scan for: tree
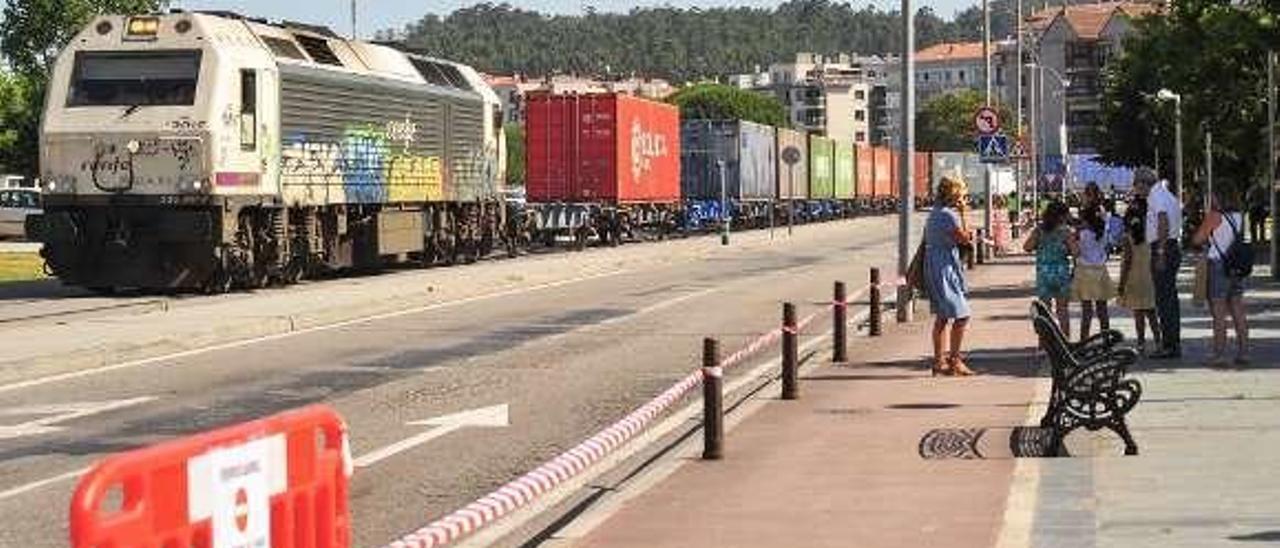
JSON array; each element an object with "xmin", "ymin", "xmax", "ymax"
[
  {"xmin": 504, "ymin": 123, "xmax": 524, "ymax": 187},
  {"xmin": 1096, "ymin": 0, "xmax": 1279, "ymax": 202},
  {"xmin": 666, "ymin": 83, "xmax": 788, "ymax": 127},
  {"xmin": 915, "ymin": 89, "xmax": 1014, "ymax": 152},
  {"xmin": 0, "ymin": 69, "xmax": 38, "ymax": 175},
  {"xmin": 0, "ymin": 0, "xmax": 166, "ymax": 176}
]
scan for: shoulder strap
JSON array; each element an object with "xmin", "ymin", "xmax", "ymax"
[{"xmin": 1210, "ymin": 211, "xmax": 1236, "ymax": 257}]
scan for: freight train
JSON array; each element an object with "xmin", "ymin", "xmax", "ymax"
[{"xmin": 26, "ymin": 10, "xmax": 974, "ymax": 293}]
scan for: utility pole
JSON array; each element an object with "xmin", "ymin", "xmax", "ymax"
[
  {"xmin": 1270, "ymin": 50, "xmax": 1278, "ymax": 279},
  {"xmin": 1029, "ymin": 62, "xmax": 1038, "ymax": 222},
  {"xmin": 898, "ymin": 0, "xmax": 915, "ymax": 323},
  {"xmin": 982, "ymin": 0, "xmax": 994, "ymax": 236},
  {"xmin": 1205, "ymin": 132, "xmax": 1213, "ymax": 213},
  {"xmin": 351, "ymin": 0, "xmax": 358, "ymax": 39},
  {"xmin": 1016, "ymin": 0, "xmax": 1024, "ymax": 210}
]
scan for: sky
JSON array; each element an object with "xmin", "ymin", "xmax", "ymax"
[{"xmin": 172, "ymin": 0, "xmax": 978, "ymax": 40}]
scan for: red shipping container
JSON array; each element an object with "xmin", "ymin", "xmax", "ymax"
[
  {"xmin": 913, "ymin": 152, "xmax": 932, "ymax": 199},
  {"xmin": 525, "ymin": 93, "xmax": 681, "ymax": 204},
  {"xmin": 855, "ymin": 145, "xmax": 873, "ymax": 197},
  {"xmin": 874, "ymin": 147, "xmax": 892, "ymax": 198}
]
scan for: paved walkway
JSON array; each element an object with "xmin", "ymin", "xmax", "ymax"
[{"xmin": 557, "ymin": 252, "xmax": 1280, "ymax": 548}]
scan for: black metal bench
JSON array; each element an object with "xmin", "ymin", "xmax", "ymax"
[
  {"xmin": 1031, "ymin": 312, "xmax": 1142, "ymax": 456},
  {"xmin": 1030, "ymin": 299, "xmax": 1125, "ymax": 363}
]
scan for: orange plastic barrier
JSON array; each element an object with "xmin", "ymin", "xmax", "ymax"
[{"xmin": 70, "ymin": 405, "xmax": 350, "ymax": 548}]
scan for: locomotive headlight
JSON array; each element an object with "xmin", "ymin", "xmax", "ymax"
[
  {"xmin": 126, "ymin": 16, "xmax": 160, "ymax": 38},
  {"xmin": 192, "ymin": 180, "xmax": 203, "ymax": 190}
]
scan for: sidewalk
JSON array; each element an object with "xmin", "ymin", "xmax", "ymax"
[{"xmin": 555, "ymin": 255, "xmax": 1280, "ymax": 548}]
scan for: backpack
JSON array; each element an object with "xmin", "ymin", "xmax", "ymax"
[{"xmin": 1212, "ymin": 213, "xmax": 1254, "ymax": 278}]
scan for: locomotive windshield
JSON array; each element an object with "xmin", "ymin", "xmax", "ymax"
[{"xmin": 66, "ymin": 50, "xmax": 202, "ymax": 107}]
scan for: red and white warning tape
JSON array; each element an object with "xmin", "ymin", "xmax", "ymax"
[{"xmin": 385, "ymin": 286, "xmax": 884, "ymax": 548}]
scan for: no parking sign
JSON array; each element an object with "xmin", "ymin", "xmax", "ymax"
[{"xmin": 208, "ymin": 438, "xmax": 274, "ymax": 548}]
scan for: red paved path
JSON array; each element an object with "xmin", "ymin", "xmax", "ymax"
[{"xmin": 573, "ymin": 257, "xmax": 1046, "ymax": 548}]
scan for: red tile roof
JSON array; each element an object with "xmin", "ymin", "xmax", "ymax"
[
  {"xmin": 916, "ymin": 41, "xmax": 985, "ymax": 63},
  {"xmin": 1027, "ymin": 2, "xmax": 1164, "ymax": 40}
]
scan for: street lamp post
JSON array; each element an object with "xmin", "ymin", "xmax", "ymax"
[
  {"xmin": 1269, "ymin": 50, "xmax": 1278, "ymax": 279},
  {"xmin": 1157, "ymin": 88, "xmax": 1183, "ymax": 206},
  {"xmin": 898, "ymin": 0, "xmax": 915, "ymax": 323},
  {"xmin": 1026, "ymin": 63, "xmax": 1069, "ymax": 193},
  {"xmin": 718, "ymin": 159, "xmax": 729, "ymax": 246}
]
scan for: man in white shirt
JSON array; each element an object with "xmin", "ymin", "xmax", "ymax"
[{"xmin": 1141, "ymin": 170, "xmax": 1184, "ymax": 358}]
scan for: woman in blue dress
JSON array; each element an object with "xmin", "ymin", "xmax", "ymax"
[{"xmin": 925, "ymin": 176, "xmax": 976, "ymax": 376}]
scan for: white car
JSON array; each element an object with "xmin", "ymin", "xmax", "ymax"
[{"xmin": 0, "ymin": 189, "xmax": 41, "ymax": 239}]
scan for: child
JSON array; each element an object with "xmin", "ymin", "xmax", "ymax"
[
  {"xmin": 1072, "ymin": 206, "xmax": 1117, "ymax": 340},
  {"xmin": 1024, "ymin": 200, "xmax": 1075, "ymax": 338},
  {"xmin": 1118, "ymin": 196, "xmax": 1160, "ymax": 354}
]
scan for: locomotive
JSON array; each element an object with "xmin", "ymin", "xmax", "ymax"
[{"xmin": 29, "ymin": 11, "xmax": 506, "ymax": 292}]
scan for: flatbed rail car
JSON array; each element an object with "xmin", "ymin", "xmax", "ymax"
[
  {"xmin": 679, "ymin": 119, "xmax": 776, "ymax": 230},
  {"xmin": 521, "ymin": 92, "xmax": 681, "ymax": 247},
  {"xmin": 27, "ymin": 11, "xmax": 506, "ymax": 292}
]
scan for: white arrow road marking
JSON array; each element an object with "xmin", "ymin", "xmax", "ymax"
[
  {"xmin": 0, "ymin": 396, "xmax": 156, "ymax": 440},
  {"xmin": 353, "ymin": 404, "xmax": 509, "ymax": 469}
]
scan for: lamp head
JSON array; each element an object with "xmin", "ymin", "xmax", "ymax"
[{"xmin": 1156, "ymin": 89, "xmax": 1179, "ymax": 101}]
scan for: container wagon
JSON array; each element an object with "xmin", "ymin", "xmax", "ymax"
[
  {"xmin": 680, "ymin": 120, "xmax": 776, "ymax": 230},
  {"xmin": 523, "ymin": 92, "xmax": 680, "ymax": 247},
  {"xmin": 806, "ymin": 135, "xmax": 835, "ymax": 220},
  {"xmin": 833, "ymin": 141, "xmax": 855, "ymax": 213},
  {"xmin": 28, "ymin": 11, "xmax": 506, "ymax": 292},
  {"xmin": 774, "ymin": 128, "xmax": 808, "ymax": 228}
]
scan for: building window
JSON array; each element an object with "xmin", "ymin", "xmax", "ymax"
[
  {"xmin": 959, "ymin": 70, "xmax": 966, "ymax": 82},
  {"xmin": 945, "ymin": 71, "xmax": 952, "ymax": 82},
  {"xmin": 922, "ymin": 73, "xmax": 930, "ymax": 82},
  {"xmin": 854, "ymin": 90, "xmax": 865, "ymax": 100},
  {"xmin": 855, "ymin": 110, "xmax": 865, "ymax": 121},
  {"xmin": 855, "ymin": 131, "xmax": 866, "ymax": 142}
]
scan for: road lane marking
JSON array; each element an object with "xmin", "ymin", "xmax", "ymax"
[
  {"xmin": 0, "ymin": 467, "xmax": 88, "ymax": 503},
  {"xmin": 0, "ymin": 269, "xmax": 628, "ymax": 396},
  {"xmin": 0, "ymin": 397, "xmax": 157, "ymax": 440},
  {"xmin": 353, "ymin": 404, "xmax": 509, "ymax": 468}
]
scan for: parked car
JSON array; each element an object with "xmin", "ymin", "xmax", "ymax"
[{"xmin": 0, "ymin": 188, "xmax": 40, "ymax": 239}]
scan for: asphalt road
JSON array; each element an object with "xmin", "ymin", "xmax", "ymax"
[{"xmin": 0, "ymin": 216, "xmax": 915, "ymax": 547}]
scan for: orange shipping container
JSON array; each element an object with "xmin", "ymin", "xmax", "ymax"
[
  {"xmin": 874, "ymin": 147, "xmax": 892, "ymax": 198},
  {"xmin": 913, "ymin": 152, "xmax": 932, "ymax": 199},
  {"xmin": 855, "ymin": 145, "xmax": 874, "ymax": 197},
  {"xmin": 525, "ymin": 93, "xmax": 681, "ymax": 203}
]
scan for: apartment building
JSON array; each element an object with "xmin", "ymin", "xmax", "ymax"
[{"xmin": 735, "ymin": 53, "xmax": 898, "ymax": 145}]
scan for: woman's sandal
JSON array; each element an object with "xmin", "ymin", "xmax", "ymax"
[
  {"xmin": 932, "ymin": 358, "xmax": 953, "ymax": 377},
  {"xmin": 949, "ymin": 355, "xmax": 977, "ymax": 376}
]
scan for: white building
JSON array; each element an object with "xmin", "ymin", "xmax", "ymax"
[{"xmin": 734, "ymin": 53, "xmax": 897, "ymax": 145}]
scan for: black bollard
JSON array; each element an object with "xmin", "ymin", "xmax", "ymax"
[
  {"xmin": 702, "ymin": 337, "xmax": 723, "ymax": 460},
  {"xmin": 833, "ymin": 281, "xmax": 847, "ymax": 363},
  {"xmin": 782, "ymin": 303, "xmax": 798, "ymax": 400},
  {"xmin": 869, "ymin": 268, "xmax": 882, "ymax": 337}
]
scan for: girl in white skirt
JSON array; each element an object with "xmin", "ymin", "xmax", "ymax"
[{"xmin": 1071, "ymin": 206, "xmax": 1117, "ymax": 341}]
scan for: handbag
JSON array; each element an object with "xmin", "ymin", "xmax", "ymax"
[
  {"xmin": 907, "ymin": 238, "xmax": 928, "ymax": 297},
  {"xmin": 1192, "ymin": 256, "xmax": 1209, "ymax": 304}
]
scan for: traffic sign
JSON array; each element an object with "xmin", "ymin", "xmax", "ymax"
[
  {"xmin": 974, "ymin": 107, "xmax": 1001, "ymax": 135},
  {"xmin": 1009, "ymin": 138, "xmax": 1029, "ymax": 160},
  {"xmin": 977, "ymin": 134, "xmax": 1010, "ymax": 164},
  {"xmin": 781, "ymin": 146, "xmax": 802, "ymax": 166}
]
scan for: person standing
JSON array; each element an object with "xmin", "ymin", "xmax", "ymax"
[
  {"xmin": 1024, "ymin": 200, "xmax": 1075, "ymax": 339},
  {"xmin": 1249, "ymin": 185, "xmax": 1268, "ymax": 244},
  {"xmin": 1118, "ymin": 195, "xmax": 1160, "ymax": 354},
  {"xmin": 1072, "ymin": 206, "xmax": 1116, "ymax": 340},
  {"xmin": 1192, "ymin": 192, "xmax": 1251, "ymax": 366},
  {"xmin": 924, "ymin": 177, "xmax": 977, "ymax": 377},
  {"xmin": 1141, "ymin": 169, "xmax": 1184, "ymax": 359},
  {"xmin": 1104, "ymin": 199, "xmax": 1126, "ymax": 254}
]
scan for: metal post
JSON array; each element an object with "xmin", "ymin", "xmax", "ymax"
[
  {"xmin": 833, "ymin": 281, "xmax": 847, "ymax": 363},
  {"xmin": 897, "ymin": 0, "xmax": 915, "ymax": 324},
  {"xmin": 1270, "ymin": 50, "xmax": 1279, "ymax": 279},
  {"xmin": 1205, "ymin": 131, "xmax": 1213, "ymax": 213},
  {"xmin": 1174, "ymin": 96, "xmax": 1184, "ymax": 206},
  {"xmin": 982, "ymin": 0, "xmax": 993, "ymax": 237},
  {"xmin": 976, "ymin": 228, "xmax": 987, "ymax": 265},
  {"xmin": 351, "ymin": 0, "xmax": 357, "ymax": 39},
  {"xmin": 1030, "ymin": 65, "xmax": 1039, "ymax": 223},
  {"xmin": 719, "ymin": 160, "xmax": 729, "ymax": 246},
  {"xmin": 782, "ymin": 303, "xmax": 798, "ymax": 400},
  {"xmin": 869, "ymin": 268, "xmax": 882, "ymax": 337},
  {"xmin": 788, "ymin": 164, "xmax": 795, "ymax": 236},
  {"xmin": 701, "ymin": 337, "xmax": 723, "ymax": 460}
]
